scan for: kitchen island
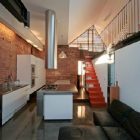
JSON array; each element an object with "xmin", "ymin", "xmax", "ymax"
[{"xmin": 37, "ymin": 84, "xmax": 78, "ymax": 120}]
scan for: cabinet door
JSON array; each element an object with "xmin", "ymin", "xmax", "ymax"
[
  {"xmin": 44, "ymin": 94, "xmax": 73, "ymax": 120},
  {"xmin": 37, "ymin": 58, "xmax": 46, "ymax": 87},
  {"xmin": 2, "ymin": 92, "xmax": 15, "ymax": 119},
  {"xmin": 25, "ymin": 85, "xmax": 31, "ymax": 100},
  {"xmin": 31, "ymin": 55, "xmax": 36, "ymax": 65},
  {"xmin": 35, "ymin": 58, "xmax": 45, "ymax": 89},
  {"xmin": 13, "ymin": 88, "xmax": 27, "ymax": 112},
  {"xmin": 17, "ymin": 55, "xmax": 31, "ymax": 85},
  {"xmin": 2, "ymin": 86, "xmax": 29, "ymax": 125},
  {"xmin": 17, "ymin": 55, "xmax": 46, "ymax": 95}
]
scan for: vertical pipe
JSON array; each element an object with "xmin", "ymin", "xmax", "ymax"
[
  {"xmin": 120, "ymin": 11, "xmax": 123, "ymax": 40},
  {"xmin": 128, "ymin": 2, "xmax": 130, "ymax": 34},
  {"xmin": 88, "ymin": 30, "xmax": 89, "ymax": 51},
  {"xmin": 130, "ymin": 1, "xmax": 133, "ymax": 33},
  {"xmin": 45, "ymin": 9, "xmax": 57, "ymax": 69},
  {"xmin": 118, "ymin": 13, "xmax": 120, "ymax": 41},
  {"xmin": 134, "ymin": 0, "xmax": 138, "ymax": 32},
  {"xmin": 132, "ymin": 0, "xmax": 134, "ymax": 33},
  {"xmin": 137, "ymin": 0, "xmax": 140, "ymax": 31},
  {"xmin": 124, "ymin": 6, "xmax": 127, "ymax": 39},
  {"xmin": 91, "ymin": 29, "xmax": 94, "ymax": 52}
]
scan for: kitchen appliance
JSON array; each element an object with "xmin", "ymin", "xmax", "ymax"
[
  {"xmin": 31, "ymin": 64, "xmax": 35, "ymax": 87},
  {"xmin": 42, "ymin": 84, "xmax": 58, "ymax": 90}
]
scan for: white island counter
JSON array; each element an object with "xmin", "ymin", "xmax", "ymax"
[{"xmin": 37, "ymin": 84, "xmax": 78, "ymax": 120}]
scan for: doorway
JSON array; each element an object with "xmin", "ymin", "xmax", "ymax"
[{"xmin": 107, "ymin": 53, "xmax": 115, "ymax": 104}]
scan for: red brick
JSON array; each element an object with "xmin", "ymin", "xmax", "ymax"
[{"xmin": 0, "ymin": 23, "xmax": 44, "ymax": 84}]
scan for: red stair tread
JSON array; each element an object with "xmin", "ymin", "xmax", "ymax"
[
  {"xmin": 88, "ymin": 89, "xmax": 102, "ymax": 92},
  {"xmin": 86, "ymin": 75, "xmax": 97, "ymax": 78},
  {"xmin": 88, "ymin": 87, "xmax": 102, "ymax": 90},
  {"xmin": 86, "ymin": 68, "xmax": 94, "ymax": 70},
  {"xmin": 86, "ymin": 80, "xmax": 99, "ymax": 83},
  {"xmin": 86, "ymin": 81, "xmax": 100, "ymax": 85},
  {"xmin": 85, "ymin": 69, "xmax": 95, "ymax": 72},
  {"xmin": 89, "ymin": 96, "xmax": 105, "ymax": 102},
  {"xmin": 89, "ymin": 94, "xmax": 104, "ymax": 97},
  {"xmin": 89, "ymin": 94, "xmax": 103, "ymax": 97},
  {"xmin": 86, "ymin": 79, "xmax": 98, "ymax": 81},
  {"xmin": 91, "ymin": 104, "xmax": 107, "ymax": 108},
  {"xmin": 88, "ymin": 87, "xmax": 101, "ymax": 91},
  {"xmin": 89, "ymin": 93, "xmax": 104, "ymax": 96},
  {"xmin": 88, "ymin": 90, "xmax": 101, "ymax": 93},
  {"xmin": 88, "ymin": 91, "xmax": 103, "ymax": 95},
  {"xmin": 86, "ymin": 70, "xmax": 95, "ymax": 72},
  {"xmin": 86, "ymin": 85, "xmax": 101, "ymax": 89},
  {"xmin": 86, "ymin": 79, "xmax": 98, "ymax": 82},
  {"xmin": 86, "ymin": 72, "xmax": 96, "ymax": 74},
  {"xmin": 86, "ymin": 78, "xmax": 98, "ymax": 81},
  {"xmin": 90, "ymin": 101, "xmax": 107, "ymax": 108},
  {"xmin": 86, "ymin": 72, "xmax": 96, "ymax": 75}
]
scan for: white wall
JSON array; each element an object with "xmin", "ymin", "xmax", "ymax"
[
  {"xmin": 93, "ymin": 56, "xmax": 108, "ymax": 102},
  {"xmin": 115, "ymin": 41, "xmax": 140, "ymax": 111},
  {"xmin": 68, "ymin": 0, "xmax": 106, "ymax": 43}
]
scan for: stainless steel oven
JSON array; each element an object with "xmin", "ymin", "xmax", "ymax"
[{"xmin": 31, "ymin": 64, "xmax": 35, "ymax": 87}]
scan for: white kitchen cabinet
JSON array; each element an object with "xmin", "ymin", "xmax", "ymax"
[
  {"xmin": 35, "ymin": 58, "xmax": 46, "ymax": 89},
  {"xmin": 17, "ymin": 55, "xmax": 46, "ymax": 95},
  {"xmin": 2, "ymin": 85, "xmax": 30, "ymax": 125}
]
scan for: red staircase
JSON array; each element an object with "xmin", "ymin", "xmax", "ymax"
[{"xmin": 85, "ymin": 56, "xmax": 106, "ymax": 108}]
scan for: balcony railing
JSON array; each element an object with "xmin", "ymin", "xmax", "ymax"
[
  {"xmin": 69, "ymin": 26, "xmax": 106, "ymax": 52},
  {"xmin": 100, "ymin": 0, "xmax": 140, "ymax": 47}
]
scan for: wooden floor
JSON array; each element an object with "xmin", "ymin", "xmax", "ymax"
[{"xmin": 73, "ymin": 87, "xmax": 89, "ymax": 103}]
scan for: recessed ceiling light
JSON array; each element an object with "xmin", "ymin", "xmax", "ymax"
[
  {"xmin": 38, "ymin": 36, "xmax": 43, "ymax": 41},
  {"xmin": 33, "ymin": 44, "xmax": 38, "ymax": 48},
  {"xmin": 26, "ymin": 39, "xmax": 33, "ymax": 44}
]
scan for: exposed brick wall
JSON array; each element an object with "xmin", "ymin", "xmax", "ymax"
[
  {"xmin": 31, "ymin": 47, "xmax": 45, "ymax": 59},
  {"xmin": 0, "ymin": 23, "xmax": 44, "ymax": 84},
  {"xmin": 0, "ymin": 23, "xmax": 90, "ymax": 86},
  {"xmin": 46, "ymin": 45, "xmax": 88, "ymax": 85}
]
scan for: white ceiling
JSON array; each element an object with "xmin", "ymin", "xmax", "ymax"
[
  {"xmin": 95, "ymin": 0, "xmax": 129, "ymax": 33},
  {"xmin": 21, "ymin": 0, "xmax": 128, "ymax": 45},
  {"xmin": 68, "ymin": 0, "xmax": 106, "ymax": 43}
]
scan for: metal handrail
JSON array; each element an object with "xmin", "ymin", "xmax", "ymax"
[
  {"xmin": 100, "ymin": 0, "xmax": 140, "ymax": 47},
  {"xmin": 69, "ymin": 25, "xmax": 107, "ymax": 52}
]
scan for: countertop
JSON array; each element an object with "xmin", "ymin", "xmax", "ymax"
[
  {"xmin": 0, "ymin": 85, "xmax": 29, "ymax": 95},
  {"xmin": 54, "ymin": 80, "xmax": 70, "ymax": 85},
  {"xmin": 38, "ymin": 84, "xmax": 78, "ymax": 95}
]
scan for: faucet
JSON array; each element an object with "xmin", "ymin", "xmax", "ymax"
[
  {"xmin": 7, "ymin": 73, "xmax": 14, "ymax": 88},
  {"xmin": 15, "ymin": 79, "xmax": 20, "ymax": 86}
]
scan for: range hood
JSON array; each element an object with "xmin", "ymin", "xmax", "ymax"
[{"xmin": 45, "ymin": 9, "xmax": 57, "ymax": 69}]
